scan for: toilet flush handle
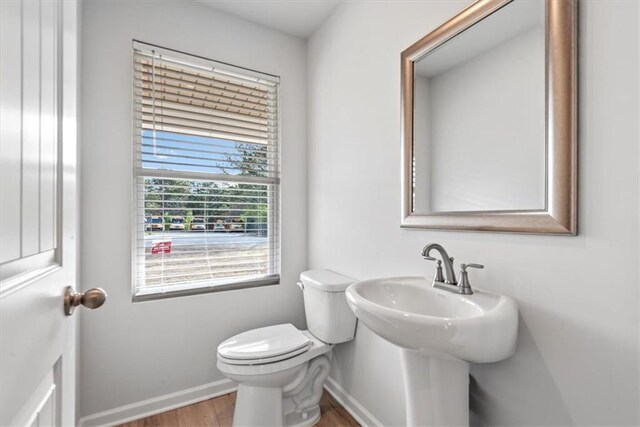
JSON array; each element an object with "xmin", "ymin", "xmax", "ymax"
[{"xmin": 296, "ymin": 281, "xmax": 304, "ymax": 291}]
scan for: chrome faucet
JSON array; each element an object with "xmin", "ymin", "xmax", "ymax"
[
  {"xmin": 421, "ymin": 243, "xmax": 457, "ymax": 284},
  {"xmin": 421, "ymin": 243, "xmax": 484, "ymax": 295}
]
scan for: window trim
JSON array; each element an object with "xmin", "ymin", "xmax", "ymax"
[{"xmin": 130, "ymin": 41, "xmax": 281, "ymax": 302}]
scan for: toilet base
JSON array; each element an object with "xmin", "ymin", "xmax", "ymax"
[
  {"xmin": 229, "ymin": 354, "xmax": 331, "ymax": 427},
  {"xmin": 284, "ymin": 405, "xmax": 321, "ymax": 427},
  {"xmin": 232, "ymin": 386, "xmax": 322, "ymax": 427},
  {"xmin": 234, "ymin": 384, "xmax": 284, "ymax": 426},
  {"xmin": 231, "ymin": 386, "xmax": 323, "ymax": 427}
]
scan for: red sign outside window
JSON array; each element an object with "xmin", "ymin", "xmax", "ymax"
[{"xmin": 151, "ymin": 241, "xmax": 172, "ymax": 255}]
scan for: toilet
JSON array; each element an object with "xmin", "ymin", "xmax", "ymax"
[{"xmin": 217, "ymin": 270, "xmax": 357, "ymax": 427}]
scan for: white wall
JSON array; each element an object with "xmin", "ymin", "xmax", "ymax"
[
  {"xmin": 308, "ymin": 1, "xmax": 639, "ymax": 425},
  {"xmin": 80, "ymin": 0, "xmax": 307, "ymax": 417}
]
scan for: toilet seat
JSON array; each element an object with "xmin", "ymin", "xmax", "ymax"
[
  {"xmin": 217, "ymin": 330, "xmax": 332, "ymax": 377},
  {"xmin": 218, "ymin": 324, "xmax": 311, "ymax": 366},
  {"xmin": 218, "ymin": 344, "xmax": 311, "ymax": 366}
]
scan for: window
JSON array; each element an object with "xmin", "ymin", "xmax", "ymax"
[{"xmin": 132, "ymin": 41, "xmax": 280, "ymax": 301}]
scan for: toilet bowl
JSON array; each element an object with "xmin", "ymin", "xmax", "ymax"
[
  {"xmin": 218, "ymin": 326, "xmax": 333, "ymax": 427},
  {"xmin": 216, "ymin": 270, "xmax": 357, "ymax": 427}
]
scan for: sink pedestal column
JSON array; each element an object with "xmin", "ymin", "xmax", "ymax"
[{"xmin": 400, "ymin": 349, "xmax": 469, "ymax": 427}]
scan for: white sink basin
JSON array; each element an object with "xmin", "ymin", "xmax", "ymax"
[
  {"xmin": 345, "ymin": 277, "xmax": 518, "ymax": 426},
  {"xmin": 345, "ymin": 276, "xmax": 518, "ymax": 363}
]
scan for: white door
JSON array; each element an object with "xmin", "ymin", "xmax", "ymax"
[{"xmin": 0, "ymin": 1, "xmax": 93, "ymax": 425}]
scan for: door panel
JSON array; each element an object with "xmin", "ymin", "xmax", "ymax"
[
  {"xmin": 21, "ymin": 0, "xmax": 43, "ymax": 258},
  {"xmin": 0, "ymin": 0, "xmax": 61, "ymax": 273},
  {"xmin": 13, "ymin": 367, "xmax": 58, "ymax": 427},
  {"xmin": 40, "ymin": 0, "xmax": 59, "ymax": 253},
  {"xmin": 1, "ymin": 270, "xmax": 69, "ymax": 425},
  {"xmin": 31, "ymin": 384, "xmax": 57, "ymax": 427},
  {"xmin": 0, "ymin": 1, "xmax": 79, "ymax": 425},
  {"xmin": 0, "ymin": 0, "xmax": 23, "ymax": 264}
]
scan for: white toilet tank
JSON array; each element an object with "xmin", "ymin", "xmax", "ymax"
[{"xmin": 299, "ymin": 269, "xmax": 357, "ymax": 344}]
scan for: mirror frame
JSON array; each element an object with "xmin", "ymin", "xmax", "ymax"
[{"xmin": 401, "ymin": 0, "xmax": 577, "ymax": 234}]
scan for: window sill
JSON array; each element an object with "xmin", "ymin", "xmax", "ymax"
[{"xmin": 132, "ymin": 274, "xmax": 280, "ymax": 302}]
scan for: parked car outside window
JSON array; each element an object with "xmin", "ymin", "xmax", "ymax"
[
  {"xmin": 148, "ymin": 216, "xmax": 164, "ymax": 231},
  {"xmin": 229, "ymin": 219, "xmax": 245, "ymax": 232},
  {"xmin": 169, "ymin": 216, "xmax": 185, "ymax": 231},
  {"xmin": 191, "ymin": 217, "xmax": 206, "ymax": 231}
]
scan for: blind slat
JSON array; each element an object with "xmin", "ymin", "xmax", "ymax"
[
  {"xmin": 134, "ymin": 53, "xmax": 274, "ymax": 93},
  {"xmin": 137, "ymin": 123, "xmax": 268, "ymax": 145},
  {"xmin": 140, "ymin": 142, "xmax": 278, "ymax": 164},
  {"xmin": 136, "ymin": 168, "xmax": 279, "ymax": 185},
  {"xmin": 138, "ymin": 113, "xmax": 269, "ymax": 139},
  {"xmin": 139, "ymin": 91, "xmax": 271, "ymax": 119},
  {"xmin": 138, "ymin": 80, "xmax": 271, "ymax": 112},
  {"xmin": 138, "ymin": 99, "xmax": 270, "ymax": 128},
  {"xmin": 136, "ymin": 68, "xmax": 271, "ymax": 105},
  {"xmin": 135, "ymin": 131, "xmax": 279, "ymax": 155},
  {"xmin": 136, "ymin": 103, "xmax": 269, "ymax": 132}
]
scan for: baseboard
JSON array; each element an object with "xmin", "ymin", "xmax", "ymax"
[
  {"xmin": 78, "ymin": 378, "xmax": 236, "ymax": 427},
  {"xmin": 324, "ymin": 377, "xmax": 383, "ymax": 427}
]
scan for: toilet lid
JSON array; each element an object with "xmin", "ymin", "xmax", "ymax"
[{"xmin": 217, "ymin": 324, "xmax": 310, "ymax": 361}]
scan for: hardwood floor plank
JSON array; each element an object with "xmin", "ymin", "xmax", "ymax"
[
  {"xmin": 176, "ymin": 399, "xmax": 218, "ymax": 426},
  {"xmin": 210, "ymin": 392, "xmax": 235, "ymax": 426},
  {"xmin": 142, "ymin": 408, "xmax": 179, "ymax": 427},
  {"xmin": 317, "ymin": 392, "xmax": 360, "ymax": 427},
  {"xmin": 116, "ymin": 390, "xmax": 359, "ymax": 427}
]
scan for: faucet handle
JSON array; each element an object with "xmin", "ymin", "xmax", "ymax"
[
  {"xmin": 424, "ymin": 257, "xmax": 445, "ymax": 283},
  {"xmin": 460, "ymin": 263, "xmax": 484, "ymax": 271},
  {"xmin": 458, "ymin": 263, "xmax": 484, "ymax": 295}
]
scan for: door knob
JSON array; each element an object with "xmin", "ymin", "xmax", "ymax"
[{"xmin": 64, "ymin": 286, "xmax": 107, "ymax": 316}]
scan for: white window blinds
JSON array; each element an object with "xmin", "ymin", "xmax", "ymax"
[{"xmin": 132, "ymin": 41, "xmax": 280, "ymax": 300}]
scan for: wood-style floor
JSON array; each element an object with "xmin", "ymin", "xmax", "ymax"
[{"xmin": 118, "ymin": 390, "xmax": 360, "ymax": 427}]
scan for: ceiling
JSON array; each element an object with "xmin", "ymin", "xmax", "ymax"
[{"xmin": 196, "ymin": 1, "xmax": 342, "ymax": 38}]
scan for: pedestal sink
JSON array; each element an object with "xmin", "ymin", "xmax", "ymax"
[{"xmin": 345, "ymin": 277, "xmax": 518, "ymax": 427}]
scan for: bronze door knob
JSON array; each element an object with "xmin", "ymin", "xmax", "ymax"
[{"xmin": 64, "ymin": 286, "xmax": 107, "ymax": 315}]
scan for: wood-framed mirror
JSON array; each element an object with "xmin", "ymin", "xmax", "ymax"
[{"xmin": 401, "ymin": 0, "xmax": 577, "ymax": 234}]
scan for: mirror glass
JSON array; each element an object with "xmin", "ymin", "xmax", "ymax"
[{"xmin": 412, "ymin": 0, "xmax": 546, "ymax": 213}]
